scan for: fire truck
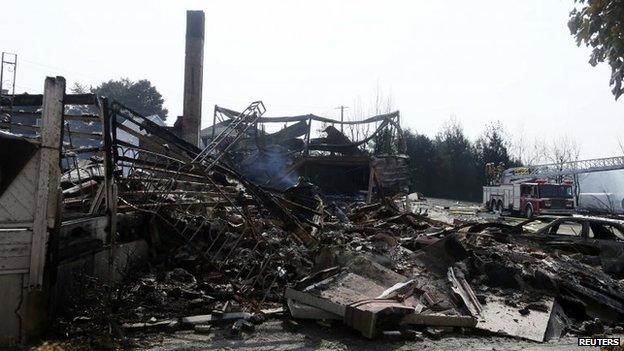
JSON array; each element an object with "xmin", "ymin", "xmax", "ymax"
[{"xmin": 482, "ymin": 156, "xmax": 624, "ymax": 217}]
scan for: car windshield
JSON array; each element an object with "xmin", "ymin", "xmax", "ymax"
[{"xmin": 539, "ymin": 184, "xmax": 573, "ymax": 198}]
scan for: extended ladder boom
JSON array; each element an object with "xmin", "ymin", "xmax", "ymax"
[{"xmin": 502, "ymin": 156, "xmax": 624, "ymax": 184}]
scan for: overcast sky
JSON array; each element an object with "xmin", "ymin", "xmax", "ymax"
[{"xmin": 2, "ymin": 0, "xmax": 622, "ymax": 159}]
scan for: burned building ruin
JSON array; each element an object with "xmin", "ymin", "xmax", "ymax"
[{"xmin": 202, "ymin": 105, "xmax": 409, "ymax": 202}]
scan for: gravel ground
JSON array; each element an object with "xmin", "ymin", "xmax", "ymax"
[{"xmin": 138, "ymin": 319, "xmax": 612, "ymax": 351}]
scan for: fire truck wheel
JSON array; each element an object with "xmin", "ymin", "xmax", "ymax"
[{"xmin": 525, "ymin": 205, "xmax": 534, "ymax": 219}]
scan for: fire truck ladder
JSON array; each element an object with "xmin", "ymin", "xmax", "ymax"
[{"xmin": 503, "ymin": 156, "xmax": 624, "ymax": 184}]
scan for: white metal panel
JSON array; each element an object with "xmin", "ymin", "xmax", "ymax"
[
  {"xmin": 512, "ymin": 184, "xmax": 521, "ymax": 211},
  {"xmin": 482, "ymin": 187, "xmax": 491, "ymax": 205},
  {"xmin": 503, "ymin": 185, "xmax": 513, "ymax": 209}
]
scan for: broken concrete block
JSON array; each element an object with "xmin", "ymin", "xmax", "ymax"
[
  {"xmin": 287, "ymin": 298, "xmax": 341, "ymax": 320},
  {"xmin": 475, "ymin": 295, "xmax": 555, "ymax": 342},
  {"xmin": 344, "ymin": 300, "xmax": 415, "ymax": 339},
  {"xmin": 286, "ymin": 257, "xmax": 419, "ymax": 338},
  {"xmin": 285, "ymin": 288, "xmax": 344, "ymax": 317}
]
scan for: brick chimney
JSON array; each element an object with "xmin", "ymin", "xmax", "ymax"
[{"xmin": 180, "ymin": 10, "xmax": 205, "ymax": 146}]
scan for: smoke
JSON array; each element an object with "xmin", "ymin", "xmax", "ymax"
[{"xmin": 237, "ymin": 145, "xmax": 298, "ymax": 190}]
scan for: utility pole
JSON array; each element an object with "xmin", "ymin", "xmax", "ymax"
[
  {"xmin": 0, "ymin": 52, "xmax": 17, "ymax": 96},
  {"xmin": 335, "ymin": 105, "xmax": 348, "ymax": 133},
  {"xmin": 1, "ymin": 52, "xmax": 18, "ymax": 131}
]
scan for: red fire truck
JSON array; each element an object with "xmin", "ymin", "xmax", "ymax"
[
  {"xmin": 482, "ymin": 156, "xmax": 624, "ymax": 217},
  {"xmin": 483, "ymin": 178, "xmax": 574, "ymax": 217}
]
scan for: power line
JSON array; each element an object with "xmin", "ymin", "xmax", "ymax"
[
  {"xmin": 14, "ymin": 84, "xmax": 40, "ymax": 93},
  {"xmin": 19, "ymin": 57, "xmax": 109, "ymax": 82}
]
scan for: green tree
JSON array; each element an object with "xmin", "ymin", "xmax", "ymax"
[
  {"xmin": 70, "ymin": 82, "xmax": 89, "ymax": 94},
  {"xmin": 433, "ymin": 120, "xmax": 480, "ymax": 201},
  {"xmin": 86, "ymin": 78, "xmax": 168, "ymax": 119},
  {"xmin": 475, "ymin": 122, "xmax": 511, "ymax": 165},
  {"xmin": 403, "ymin": 130, "xmax": 435, "ymax": 193},
  {"xmin": 401, "ymin": 121, "xmax": 517, "ymax": 201},
  {"xmin": 569, "ymin": 1, "xmax": 624, "ymax": 99},
  {"xmin": 475, "ymin": 122, "xmax": 519, "ymax": 166},
  {"xmin": 474, "ymin": 122, "xmax": 520, "ymax": 187}
]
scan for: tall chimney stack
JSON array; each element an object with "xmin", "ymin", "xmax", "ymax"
[{"xmin": 181, "ymin": 10, "xmax": 205, "ymax": 146}]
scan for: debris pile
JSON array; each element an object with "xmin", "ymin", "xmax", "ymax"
[
  {"xmin": 94, "ymin": 190, "xmax": 624, "ymax": 344},
  {"xmin": 280, "ymin": 220, "xmax": 624, "ymax": 342},
  {"xmin": 108, "ymin": 196, "xmax": 450, "ymax": 336},
  {"xmin": 17, "ymin": 98, "xmax": 621, "ymax": 345}
]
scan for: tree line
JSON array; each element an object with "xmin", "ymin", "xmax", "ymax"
[
  {"xmin": 402, "ymin": 121, "xmax": 520, "ymax": 202},
  {"xmin": 72, "ymin": 79, "xmax": 168, "ymax": 119}
]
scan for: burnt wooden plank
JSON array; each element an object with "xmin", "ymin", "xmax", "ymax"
[
  {"xmin": 0, "ymin": 231, "xmax": 33, "ymax": 245},
  {"xmin": 0, "ymin": 256, "xmax": 30, "ymax": 271},
  {"xmin": 29, "ymin": 77, "xmax": 64, "ymax": 288}
]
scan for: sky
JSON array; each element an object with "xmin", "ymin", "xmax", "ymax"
[{"xmin": 1, "ymin": 0, "xmax": 622, "ymax": 160}]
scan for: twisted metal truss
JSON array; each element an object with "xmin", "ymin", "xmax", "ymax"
[{"xmin": 106, "ymin": 100, "xmax": 306, "ymax": 300}]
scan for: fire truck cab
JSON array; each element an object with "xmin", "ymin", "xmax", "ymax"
[{"xmin": 518, "ymin": 181, "xmax": 574, "ymax": 217}]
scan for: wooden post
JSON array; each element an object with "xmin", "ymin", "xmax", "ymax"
[
  {"xmin": 29, "ymin": 77, "xmax": 64, "ymax": 288},
  {"xmin": 366, "ymin": 162, "xmax": 375, "ymax": 204},
  {"xmin": 100, "ymin": 97, "xmax": 118, "ymax": 283}
]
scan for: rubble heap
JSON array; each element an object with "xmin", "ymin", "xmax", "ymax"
[
  {"xmin": 60, "ymin": 192, "xmax": 624, "ymax": 345},
  {"xmin": 13, "ymin": 98, "xmax": 619, "ymax": 345}
]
